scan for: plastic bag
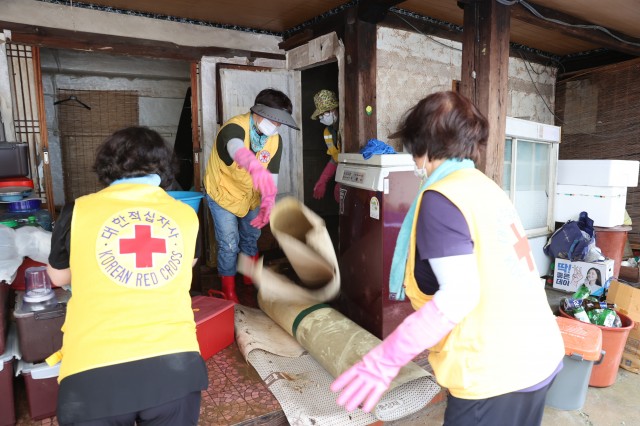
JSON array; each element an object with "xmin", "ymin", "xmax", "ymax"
[
  {"xmin": 544, "ymin": 221, "xmax": 594, "ymax": 261},
  {"xmin": 544, "ymin": 211, "xmax": 599, "ymax": 261},
  {"xmin": 15, "ymin": 226, "xmax": 52, "ymax": 264},
  {"xmin": 0, "ymin": 224, "xmax": 23, "ymax": 283}
]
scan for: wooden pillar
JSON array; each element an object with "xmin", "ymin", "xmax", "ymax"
[
  {"xmin": 343, "ymin": 7, "xmax": 378, "ymax": 152},
  {"xmin": 459, "ymin": 0, "xmax": 510, "ymax": 185}
]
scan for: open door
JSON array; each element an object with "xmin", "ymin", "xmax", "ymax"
[
  {"xmin": 217, "ymin": 67, "xmax": 302, "ymax": 201},
  {"xmin": 198, "ymin": 57, "xmax": 301, "ymax": 267}
]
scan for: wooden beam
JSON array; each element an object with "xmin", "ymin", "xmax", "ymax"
[
  {"xmin": 278, "ymin": 29, "xmax": 314, "ymax": 51},
  {"xmin": 280, "ymin": 1, "xmax": 404, "ymax": 53},
  {"xmin": 190, "ymin": 62, "xmax": 202, "ymax": 192},
  {"xmin": 558, "ymin": 49, "xmax": 636, "ymax": 79},
  {"xmin": 460, "ymin": 0, "xmax": 510, "ymax": 185},
  {"xmin": 280, "ymin": 9, "xmax": 348, "ymax": 52},
  {"xmin": 1, "ymin": 22, "xmax": 285, "ymax": 61},
  {"xmin": 343, "ymin": 7, "xmax": 378, "ymax": 152},
  {"xmin": 511, "ymin": 3, "xmax": 640, "ymax": 57},
  {"xmin": 32, "ymin": 46, "xmax": 56, "ymax": 218},
  {"xmin": 358, "ymin": 0, "xmax": 405, "ymax": 24}
]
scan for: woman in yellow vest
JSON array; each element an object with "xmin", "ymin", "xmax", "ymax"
[
  {"xmin": 311, "ymin": 89, "xmax": 341, "ymax": 202},
  {"xmin": 47, "ymin": 127, "xmax": 207, "ymax": 425},
  {"xmin": 203, "ymin": 89, "xmax": 298, "ymax": 303},
  {"xmin": 331, "ymin": 92, "xmax": 565, "ymax": 425}
]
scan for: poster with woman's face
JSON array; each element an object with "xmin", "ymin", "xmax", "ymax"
[{"xmin": 552, "ymin": 258, "xmax": 614, "ymax": 296}]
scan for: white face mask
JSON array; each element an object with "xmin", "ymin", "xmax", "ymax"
[
  {"xmin": 257, "ymin": 118, "xmax": 279, "ymax": 137},
  {"xmin": 319, "ymin": 111, "xmax": 335, "ymax": 126},
  {"xmin": 414, "ymin": 156, "xmax": 428, "ymax": 181}
]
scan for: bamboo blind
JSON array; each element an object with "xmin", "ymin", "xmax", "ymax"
[
  {"xmin": 57, "ymin": 89, "xmax": 138, "ymax": 202},
  {"xmin": 555, "ymin": 58, "xmax": 640, "ymax": 247}
]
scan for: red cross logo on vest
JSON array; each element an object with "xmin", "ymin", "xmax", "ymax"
[
  {"xmin": 258, "ymin": 150, "xmax": 271, "ymax": 163},
  {"xmin": 119, "ymin": 224, "xmax": 167, "ymax": 268},
  {"xmin": 511, "ymin": 223, "xmax": 534, "ymax": 272}
]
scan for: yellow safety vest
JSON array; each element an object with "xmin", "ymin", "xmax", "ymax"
[
  {"xmin": 57, "ymin": 184, "xmax": 200, "ymax": 382},
  {"xmin": 404, "ymin": 168, "xmax": 564, "ymax": 399},
  {"xmin": 323, "ymin": 126, "xmax": 340, "ymax": 163},
  {"xmin": 204, "ymin": 112, "xmax": 280, "ymax": 216}
]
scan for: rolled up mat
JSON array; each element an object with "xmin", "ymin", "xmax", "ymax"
[
  {"xmin": 239, "ymin": 196, "xmax": 340, "ymax": 304},
  {"xmin": 238, "ymin": 197, "xmax": 440, "ymax": 421}
]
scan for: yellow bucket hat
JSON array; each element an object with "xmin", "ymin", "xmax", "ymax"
[{"xmin": 311, "ymin": 90, "xmax": 339, "ymax": 120}]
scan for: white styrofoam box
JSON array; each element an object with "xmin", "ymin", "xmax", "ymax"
[
  {"xmin": 557, "ymin": 160, "xmax": 639, "ymax": 187},
  {"xmin": 553, "ymin": 258, "xmax": 614, "ymax": 295},
  {"xmin": 554, "ymin": 184, "xmax": 627, "ymax": 227}
]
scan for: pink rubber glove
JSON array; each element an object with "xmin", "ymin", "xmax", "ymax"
[
  {"xmin": 234, "ymin": 147, "xmax": 276, "ymax": 195},
  {"xmin": 313, "ymin": 161, "xmax": 338, "ymax": 199},
  {"xmin": 234, "ymin": 148, "xmax": 277, "ymax": 228},
  {"xmin": 330, "ymin": 301, "xmax": 456, "ymax": 412},
  {"xmin": 250, "ymin": 192, "xmax": 275, "ymax": 229}
]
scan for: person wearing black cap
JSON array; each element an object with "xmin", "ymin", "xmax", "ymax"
[{"xmin": 203, "ymin": 88, "xmax": 298, "ymax": 303}]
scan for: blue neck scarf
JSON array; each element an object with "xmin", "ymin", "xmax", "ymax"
[
  {"xmin": 389, "ymin": 158, "xmax": 475, "ymax": 301},
  {"xmin": 249, "ymin": 114, "xmax": 268, "ymax": 153},
  {"xmin": 110, "ymin": 174, "xmax": 161, "ymax": 187}
]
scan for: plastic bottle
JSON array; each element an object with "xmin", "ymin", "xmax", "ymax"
[
  {"xmin": 571, "ymin": 284, "xmax": 591, "ymax": 300},
  {"xmin": 591, "ymin": 309, "xmax": 617, "ymax": 327},
  {"xmin": 572, "ymin": 306, "xmax": 591, "ymax": 323},
  {"xmin": 564, "ymin": 298, "xmax": 616, "ymax": 312}
]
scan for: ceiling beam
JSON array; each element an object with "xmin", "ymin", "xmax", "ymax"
[
  {"xmin": 358, "ymin": 0, "xmax": 405, "ymax": 24},
  {"xmin": 511, "ymin": 3, "xmax": 640, "ymax": 57},
  {"xmin": 1, "ymin": 22, "xmax": 285, "ymax": 61},
  {"xmin": 280, "ymin": 8, "xmax": 348, "ymax": 51},
  {"xmin": 558, "ymin": 49, "xmax": 635, "ymax": 78}
]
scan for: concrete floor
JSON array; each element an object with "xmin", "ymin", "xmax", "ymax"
[
  {"xmin": 389, "ymin": 286, "xmax": 640, "ymax": 426},
  {"xmin": 389, "ymin": 367, "xmax": 639, "ymax": 425}
]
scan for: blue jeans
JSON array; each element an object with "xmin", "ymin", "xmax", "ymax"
[{"xmin": 206, "ymin": 195, "xmax": 260, "ymax": 276}]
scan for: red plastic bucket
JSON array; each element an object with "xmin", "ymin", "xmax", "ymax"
[
  {"xmin": 595, "ymin": 225, "xmax": 631, "ymax": 278},
  {"xmin": 559, "ymin": 307, "xmax": 634, "ymax": 387}
]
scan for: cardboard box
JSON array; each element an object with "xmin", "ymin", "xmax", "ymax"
[
  {"xmin": 557, "ymin": 160, "xmax": 639, "ymax": 188},
  {"xmin": 192, "ymin": 296, "xmax": 235, "ymax": 360},
  {"xmin": 553, "ymin": 258, "xmax": 614, "ymax": 294},
  {"xmin": 554, "ymin": 184, "xmax": 627, "ymax": 227},
  {"xmin": 607, "ymin": 279, "xmax": 640, "ymax": 373}
]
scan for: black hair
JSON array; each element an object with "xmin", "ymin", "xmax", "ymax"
[
  {"xmin": 93, "ymin": 126, "xmax": 178, "ymax": 189},
  {"xmin": 586, "ymin": 267, "xmax": 602, "ymax": 286},
  {"xmin": 255, "ymin": 88, "xmax": 293, "ymax": 114}
]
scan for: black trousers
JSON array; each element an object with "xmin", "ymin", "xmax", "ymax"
[
  {"xmin": 444, "ymin": 381, "xmax": 553, "ymax": 426},
  {"xmin": 61, "ymin": 391, "xmax": 202, "ymax": 426}
]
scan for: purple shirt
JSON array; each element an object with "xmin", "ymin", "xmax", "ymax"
[{"xmin": 414, "ymin": 190, "xmax": 474, "ymax": 295}]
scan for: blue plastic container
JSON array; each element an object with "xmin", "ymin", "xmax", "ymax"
[{"xmin": 167, "ymin": 191, "xmax": 203, "ymax": 213}]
